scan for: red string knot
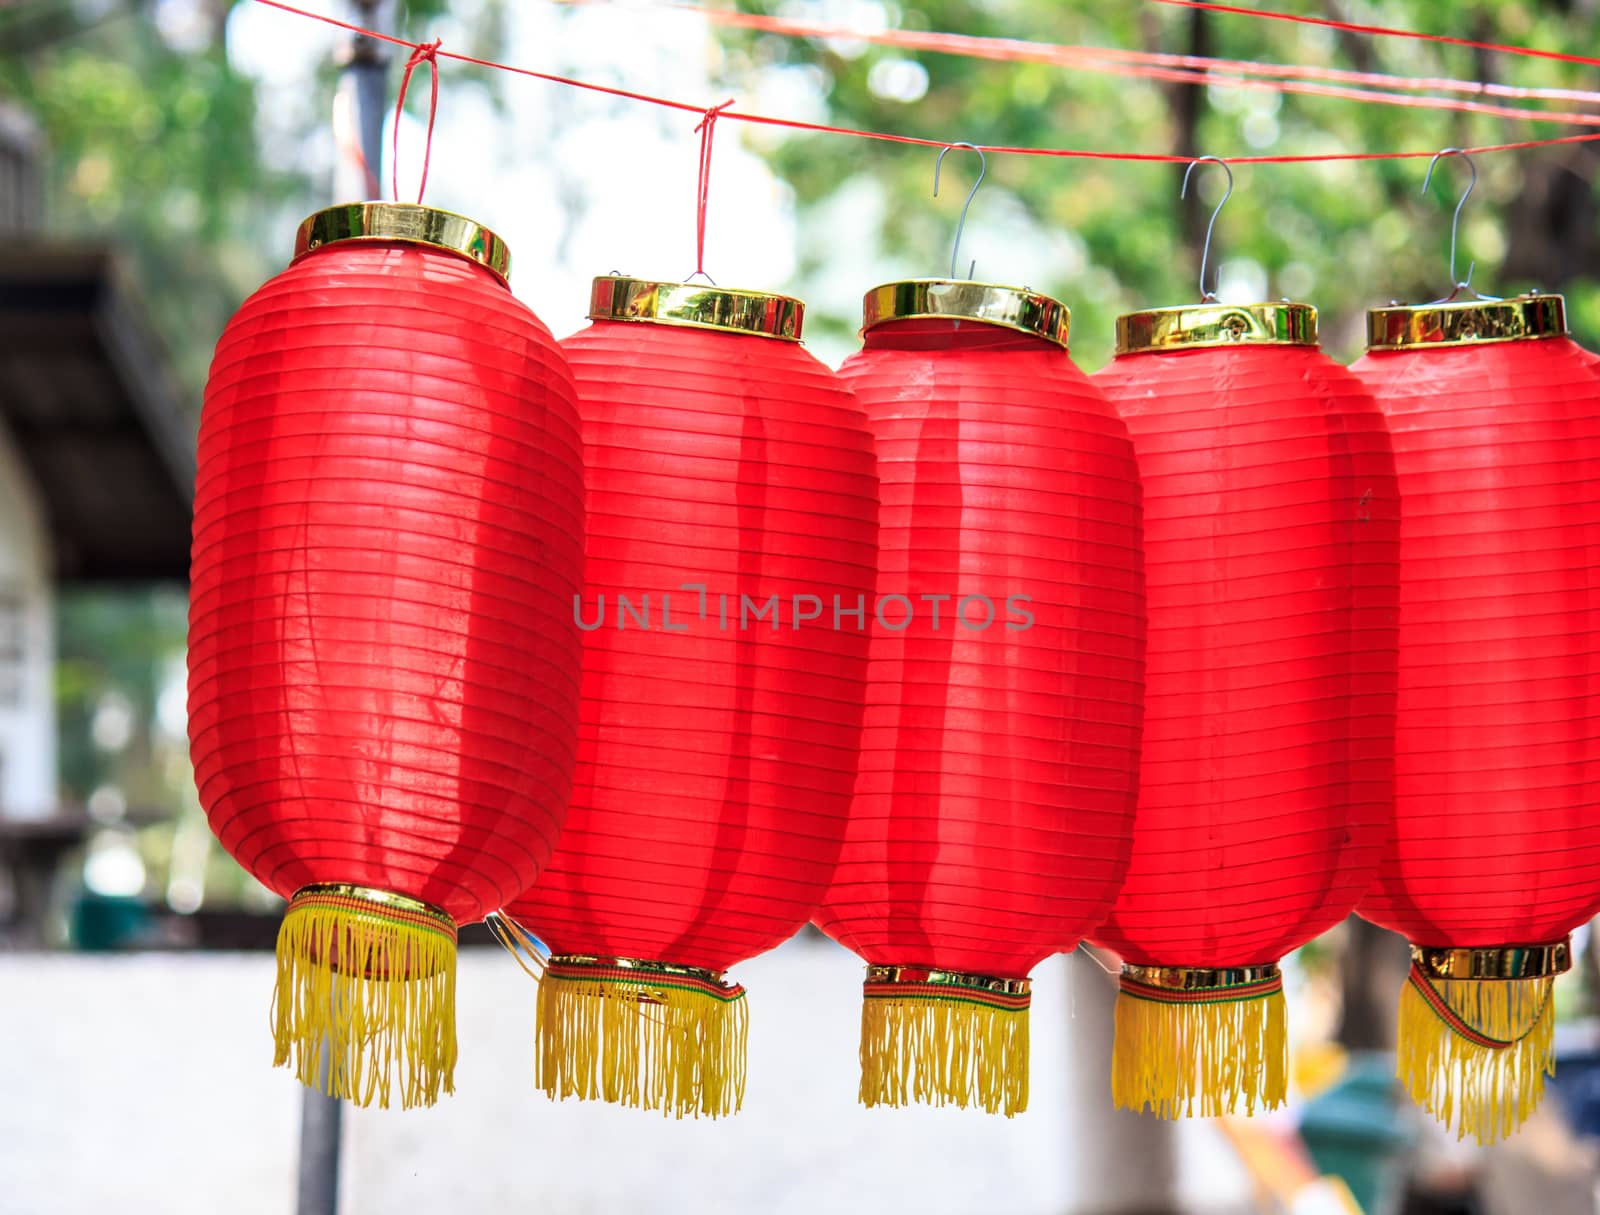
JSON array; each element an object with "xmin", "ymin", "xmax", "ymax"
[
  {"xmin": 695, "ymin": 99, "xmax": 736, "ymax": 134},
  {"xmin": 406, "ymin": 37, "xmax": 443, "ymax": 72}
]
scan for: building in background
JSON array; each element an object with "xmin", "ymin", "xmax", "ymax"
[
  {"xmin": 0, "ymin": 101, "xmax": 52, "ymax": 822},
  {"xmin": 0, "ymin": 101, "xmax": 192, "ymax": 942}
]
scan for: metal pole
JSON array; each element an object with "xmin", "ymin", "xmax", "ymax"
[
  {"xmin": 295, "ymin": 1052, "xmax": 343, "ymax": 1215},
  {"xmin": 332, "ymin": 0, "xmax": 389, "ymax": 202},
  {"xmin": 1059, "ymin": 950, "xmax": 1180, "ymax": 1213},
  {"xmin": 296, "ymin": 9, "xmax": 389, "ymax": 1215}
]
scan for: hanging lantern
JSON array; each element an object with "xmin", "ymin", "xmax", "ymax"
[
  {"xmin": 506, "ymin": 277, "xmax": 878, "ymax": 1119},
  {"xmin": 188, "ymin": 203, "xmax": 585, "ymax": 1109},
  {"xmin": 1353, "ymin": 292, "xmax": 1600, "ymax": 1143},
  {"xmin": 812, "ymin": 280, "xmax": 1145, "ymax": 1117},
  {"xmin": 1089, "ymin": 300, "xmax": 1400, "ymax": 1119}
]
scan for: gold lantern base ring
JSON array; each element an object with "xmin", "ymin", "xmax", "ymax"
[
  {"xmin": 1400, "ymin": 938, "xmax": 1571, "ymax": 1145},
  {"xmin": 1112, "ymin": 961, "xmax": 1287, "ymax": 1120},
  {"xmin": 533, "ymin": 953, "xmax": 749, "ymax": 1119},
  {"xmin": 859, "ymin": 964, "xmax": 1033, "ymax": 1117},
  {"xmin": 1411, "ymin": 940, "xmax": 1572, "ymax": 984},
  {"xmin": 272, "ymin": 883, "xmax": 459, "ymax": 1111}
]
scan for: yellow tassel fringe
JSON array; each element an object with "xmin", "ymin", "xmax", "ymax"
[
  {"xmin": 1113, "ymin": 986, "xmax": 1287, "ymax": 1119},
  {"xmin": 535, "ymin": 969, "xmax": 749, "ymax": 1119},
  {"xmin": 859, "ymin": 995, "xmax": 1029, "ymax": 1116},
  {"xmin": 1398, "ymin": 975, "xmax": 1554, "ymax": 1145},
  {"xmin": 270, "ymin": 888, "xmax": 458, "ymax": 1110}
]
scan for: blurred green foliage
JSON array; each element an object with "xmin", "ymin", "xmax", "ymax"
[
  {"xmin": 0, "ymin": 0, "xmax": 470, "ymax": 397},
  {"xmin": 2, "ymin": 5, "xmax": 281, "ymax": 395},
  {"xmin": 714, "ymin": 0, "xmax": 1600, "ymax": 370},
  {"xmin": 55, "ymin": 591, "xmax": 186, "ymax": 811}
]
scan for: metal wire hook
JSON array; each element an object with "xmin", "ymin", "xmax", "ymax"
[
  {"xmin": 1421, "ymin": 147, "xmax": 1479, "ymax": 302},
  {"xmin": 1182, "ymin": 155, "xmax": 1233, "ymax": 303},
  {"xmin": 934, "ymin": 142, "xmax": 985, "ymax": 280}
]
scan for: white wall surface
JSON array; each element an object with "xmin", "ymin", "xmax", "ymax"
[
  {"xmin": 0, "ymin": 937, "xmax": 1256, "ymax": 1215},
  {"xmin": 0, "ymin": 416, "xmax": 55, "ymax": 819}
]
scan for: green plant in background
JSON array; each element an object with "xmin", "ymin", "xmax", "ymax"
[
  {"xmin": 0, "ymin": 0, "xmax": 488, "ymax": 400},
  {"xmin": 2, "ymin": 1, "xmax": 293, "ymax": 398},
  {"xmin": 712, "ymin": 0, "xmax": 1600, "ymax": 371},
  {"xmin": 55, "ymin": 590, "xmax": 186, "ymax": 813}
]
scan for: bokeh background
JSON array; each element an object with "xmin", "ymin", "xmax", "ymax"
[{"xmin": 4, "ymin": 2, "xmax": 1600, "ymax": 1212}]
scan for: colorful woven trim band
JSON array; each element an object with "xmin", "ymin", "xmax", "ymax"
[
  {"xmin": 545, "ymin": 955, "xmax": 746, "ymax": 1004},
  {"xmin": 1406, "ymin": 964, "xmax": 1520, "ymax": 1050},
  {"xmin": 1119, "ymin": 963, "xmax": 1282, "ymax": 1006},
  {"xmin": 863, "ymin": 964, "xmax": 1031, "ymax": 1012},
  {"xmin": 288, "ymin": 883, "xmax": 456, "ymax": 943}
]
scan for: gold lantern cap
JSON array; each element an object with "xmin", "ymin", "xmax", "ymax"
[
  {"xmin": 1113, "ymin": 159, "xmax": 1314, "ymax": 356},
  {"xmin": 1365, "ymin": 291, "xmax": 1567, "ymax": 351},
  {"xmin": 860, "ymin": 279, "xmax": 1071, "ymax": 349},
  {"xmin": 1114, "ymin": 301, "xmax": 1318, "ymax": 355},
  {"xmin": 293, "ymin": 202, "xmax": 511, "ymax": 284},
  {"xmin": 587, "ymin": 276, "xmax": 804, "ymax": 341}
]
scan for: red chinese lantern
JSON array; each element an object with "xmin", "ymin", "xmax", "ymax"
[
  {"xmin": 188, "ymin": 203, "xmax": 585, "ymax": 1108},
  {"xmin": 811, "ymin": 281, "xmax": 1144, "ymax": 1117},
  {"xmin": 1090, "ymin": 302, "xmax": 1400, "ymax": 1118},
  {"xmin": 506, "ymin": 277, "xmax": 877, "ymax": 1118},
  {"xmin": 1353, "ymin": 293, "xmax": 1600, "ymax": 1143}
]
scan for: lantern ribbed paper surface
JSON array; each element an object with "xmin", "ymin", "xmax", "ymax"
[
  {"xmin": 1354, "ymin": 295, "xmax": 1600, "ymax": 1144},
  {"xmin": 508, "ymin": 278, "xmax": 877, "ymax": 1119},
  {"xmin": 188, "ymin": 204, "xmax": 585, "ymax": 1109},
  {"xmin": 1090, "ymin": 307, "xmax": 1399, "ymax": 1119},
  {"xmin": 813, "ymin": 287, "xmax": 1144, "ymax": 1118}
]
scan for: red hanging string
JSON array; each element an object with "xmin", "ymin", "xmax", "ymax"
[
  {"xmin": 598, "ymin": 1, "xmax": 1600, "ymax": 113},
  {"xmin": 1147, "ymin": 0, "xmax": 1600, "ymax": 71},
  {"xmin": 680, "ymin": 2, "xmax": 1600, "ymax": 128},
  {"xmin": 693, "ymin": 100, "xmax": 735, "ymax": 281},
  {"xmin": 251, "ymin": 0, "xmax": 705, "ymax": 115},
  {"xmin": 249, "ymin": 0, "xmax": 1600, "ymax": 167},
  {"xmin": 391, "ymin": 37, "xmax": 443, "ymax": 204}
]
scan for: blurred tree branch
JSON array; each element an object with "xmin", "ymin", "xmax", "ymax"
[
  {"xmin": 1168, "ymin": 6, "xmax": 1209, "ymax": 256},
  {"xmin": 0, "ymin": 0, "xmax": 138, "ymax": 54}
]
